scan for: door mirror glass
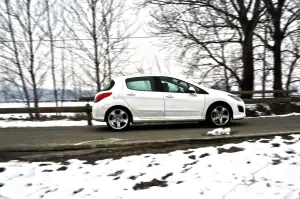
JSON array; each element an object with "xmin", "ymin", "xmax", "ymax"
[{"xmin": 188, "ymin": 87, "xmax": 196, "ymax": 93}]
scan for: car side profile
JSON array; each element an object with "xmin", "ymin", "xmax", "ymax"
[{"xmin": 92, "ymin": 75, "xmax": 246, "ymax": 131}]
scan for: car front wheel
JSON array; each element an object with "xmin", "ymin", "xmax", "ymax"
[
  {"xmin": 207, "ymin": 104, "xmax": 231, "ymax": 127},
  {"xmin": 106, "ymin": 108, "xmax": 131, "ymax": 131}
]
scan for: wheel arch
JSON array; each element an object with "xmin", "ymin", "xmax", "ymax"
[
  {"xmin": 104, "ymin": 105, "xmax": 133, "ymax": 122},
  {"xmin": 205, "ymin": 101, "xmax": 233, "ymax": 120}
]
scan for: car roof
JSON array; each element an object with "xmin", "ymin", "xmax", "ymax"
[{"xmin": 114, "ymin": 74, "xmax": 183, "ymax": 80}]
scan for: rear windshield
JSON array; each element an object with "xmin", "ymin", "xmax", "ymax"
[{"xmin": 102, "ymin": 80, "xmax": 115, "ymax": 91}]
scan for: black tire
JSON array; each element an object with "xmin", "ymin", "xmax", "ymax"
[
  {"xmin": 105, "ymin": 107, "xmax": 131, "ymax": 131},
  {"xmin": 206, "ymin": 104, "xmax": 232, "ymax": 127}
]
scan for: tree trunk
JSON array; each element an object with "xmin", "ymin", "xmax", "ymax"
[
  {"xmin": 27, "ymin": 0, "xmax": 39, "ymax": 119},
  {"xmin": 71, "ymin": 50, "xmax": 78, "ymax": 99},
  {"xmin": 262, "ymin": 26, "xmax": 267, "ymax": 98},
  {"xmin": 5, "ymin": 0, "xmax": 33, "ymax": 119},
  {"xmin": 241, "ymin": 29, "xmax": 254, "ymax": 99},
  {"xmin": 91, "ymin": 1, "xmax": 101, "ymax": 91},
  {"xmin": 224, "ymin": 67, "xmax": 230, "ymax": 92},
  {"xmin": 61, "ymin": 37, "xmax": 66, "ymax": 106},
  {"xmin": 273, "ymin": 26, "xmax": 283, "ymax": 96},
  {"xmin": 46, "ymin": 0, "xmax": 58, "ymax": 108}
]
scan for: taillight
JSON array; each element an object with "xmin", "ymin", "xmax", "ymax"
[{"xmin": 94, "ymin": 92, "xmax": 112, "ymax": 103}]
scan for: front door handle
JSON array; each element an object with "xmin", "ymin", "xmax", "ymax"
[
  {"xmin": 127, "ymin": 93, "xmax": 136, "ymax": 96},
  {"xmin": 165, "ymin": 95, "xmax": 174, "ymax": 98}
]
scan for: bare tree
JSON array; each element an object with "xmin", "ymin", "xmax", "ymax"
[
  {"xmin": 253, "ymin": 23, "xmax": 273, "ymax": 97},
  {"xmin": 257, "ymin": 0, "xmax": 300, "ymax": 95},
  {"xmin": 63, "ymin": 0, "xmax": 134, "ymax": 92},
  {"xmin": 284, "ymin": 29, "xmax": 300, "ymax": 92},
  {"xmin": 0, "ymin": 0, "xmax": 34, "ymax": 118},
  {"xmin": 143, "ymin": 0, "xmax": 265, "ymax": 98},
  {"xmin": 14, "ymin": 0, "xmax": 48, "ymax": 118},
  {"xmin": 0, "ymin": 0, "xmax": 49, "ymax": 118}
]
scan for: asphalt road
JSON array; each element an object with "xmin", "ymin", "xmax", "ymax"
[{"xmin": 0, "ymin": 115, "xmax": 300, "ymax": 149}]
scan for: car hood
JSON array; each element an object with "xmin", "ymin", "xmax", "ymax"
[{"xmin": 203, "ymin": 87, "xmax": 231, "ymax": 96}]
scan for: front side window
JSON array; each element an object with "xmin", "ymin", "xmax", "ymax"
[
  {"xmin": 159, "ymin": 76, "xmax": 205, "ymax": 94},
  {"xmin": 160, "ymin": 77, "xmax": 189, "ymax": 93},
  {"xmin": 126, "ymin": 77, "xmax": 153, "ymax": 91}
]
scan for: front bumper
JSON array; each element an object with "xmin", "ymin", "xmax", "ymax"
[{"xmin": 232, "ymin": 102, "xmax": 246, "ymax": 120}]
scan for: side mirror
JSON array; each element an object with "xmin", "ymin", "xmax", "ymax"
[{"xmin": 188, "ymin": 87, "xmax": 196, "ymax": 94}]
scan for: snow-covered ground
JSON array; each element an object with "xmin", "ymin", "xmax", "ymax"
[
  {"xmin": 0, "ymin": 102, "xmax": 93, "ymax": 120},
  {"xmin": 0, "ymin": 119, "xmax": 106, "ymax": 128},
  {"xmin": 0, "ymin": 102, "xmax": 93, "ymax": 108},
  {"xmin": 1, "ymin": 135, "xmax": 300, "ymax": 199}
]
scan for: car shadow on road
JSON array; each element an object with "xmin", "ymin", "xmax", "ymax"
[{"xmin": 93, "ymin": 121, "xmax": 247, "ymax": 132}]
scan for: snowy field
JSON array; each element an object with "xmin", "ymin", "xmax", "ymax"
[
  {"xmin": 0, "ymin": 102, "xmax": 93, "ymax": 107},
  {"xmin": 0, "ymin": 120, "xmax": 106, "ymax": 128},
  {"xmin": 1, "ymin": 134, "xmax": 300, "ymax": 199},
  {"xmin": 0, "ymin": 102, "xmax": 93, "ymax": 120}
]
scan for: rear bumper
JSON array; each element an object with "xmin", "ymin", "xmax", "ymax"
[
  {"xmin": 92, "ymin": 103, "xmax": 108, "ymax": 122},
  {"xmin": 93, "ymin": 117, "xmax": 105, "ymax": 122}
]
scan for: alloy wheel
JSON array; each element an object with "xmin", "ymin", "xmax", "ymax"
[
  {"xmin": 210, "ymin": 106, "xmax": 230, "ymax": 126},
  {"xmin": 107, "ymin": 109, "xmax": 129, "ymax": 130}
]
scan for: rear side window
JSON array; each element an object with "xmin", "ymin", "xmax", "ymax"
[
  {"xmin": 102, "ymin": 80, "xmax": 115, "ymax": 91},
  {"xmin": 126, "ymin": 77, "xmax": 153, "ymax": 91}
]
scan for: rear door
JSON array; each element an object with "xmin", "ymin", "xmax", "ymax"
[
  {"xmin": 122, "ymin": 76, "xmax": 165, "ymax": 119},
  {"xmin": 157, "ymin": 76, "xmax": 206, "ymax": 119}
]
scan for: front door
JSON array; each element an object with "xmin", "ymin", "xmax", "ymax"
[
  {"xmin": 157, "ymin": 76, "xmax": 206, "ymax": 119},
  {"xmin": 122, "ymin": 76, "xmax": 164, "ymax": 119}
]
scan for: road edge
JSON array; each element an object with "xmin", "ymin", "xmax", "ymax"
[{"xmin": 1, "ymin": 130, "xmax": 300, "ymax": 152}]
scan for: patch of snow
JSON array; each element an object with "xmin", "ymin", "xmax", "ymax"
[
  {"xmin": 246, "ymin": 112, "xmax": 300, "ymax": 119},
  {"xmin": 1, "ymin": 135, "xmax": 300, "ymax": 198},
  {"xmin": 246, "ymin": 104, "xmax": 257, "ymax": 111},
  {"xmin": 256, "ymin": 111, "xmax": 264, "ymax": 116},
  {"xmin": 292, "ymin": 102, "xmax": 300, "ymax": 106},
  {"xmin": 260, "ymin": 103, "xmax": 271, "ymax": 111},
  {"xmin": 206, "ymin": 128, "xmax": 231, "ymax": 136},
  {"xmin": 0, "ymin": 120, "xmax": 106, "ymax": 128}
]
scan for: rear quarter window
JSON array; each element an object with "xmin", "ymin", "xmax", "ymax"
[{"xmin": 102, "ymin": 80, "xmax": 115, "ymax": 91}]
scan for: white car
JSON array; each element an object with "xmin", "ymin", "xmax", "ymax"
[{"xmin": 92, "ymin": 75, "xmax": 246, "ymax": 131}]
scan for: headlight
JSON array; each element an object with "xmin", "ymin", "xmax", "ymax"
[{"xmin": 228, "ymin": 94, "xmax": 242, "ymax": 101}]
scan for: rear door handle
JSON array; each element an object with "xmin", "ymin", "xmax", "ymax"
[
  {"xmin": 165, "ymin": 95, "xmax": 174, "ymax": 98},
  {"xmin": 127, "ymin": 93, "xmax": 136, "ymax": 96}
]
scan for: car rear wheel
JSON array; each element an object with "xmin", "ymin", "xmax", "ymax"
[
  {"xmin": 106, "ymin": 108, "xmax": 130, "ymax": 131},
  {"xmin": 207, "ymin": 105, "xmax": 231, "ymax": 127}
]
